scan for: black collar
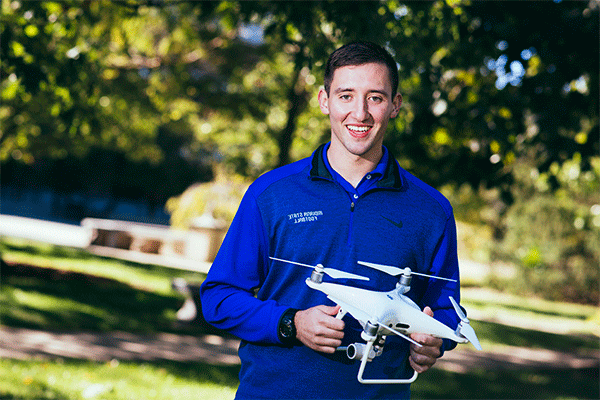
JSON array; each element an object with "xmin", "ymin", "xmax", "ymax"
[{"xmin": 309, "ymin": 143, "xmax": 404, "ymax": 190}]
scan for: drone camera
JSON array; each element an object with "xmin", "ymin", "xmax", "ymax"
[{"xmin": 347, "ymin": 343, "xmax": 376, "ymax": 361}]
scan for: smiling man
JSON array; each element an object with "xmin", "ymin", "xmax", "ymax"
[
  {"xmin": 201, "ymin": 41, "xmax": 462, "ymax": 399},
  {"xmin": 319, "ymin": 60, "xmax": 402, "ymax": 187}
]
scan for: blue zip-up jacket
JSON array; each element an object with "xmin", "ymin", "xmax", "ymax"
[{"xmin": 200, "ymin": 144, "xmax": 461, "ymax": 399}]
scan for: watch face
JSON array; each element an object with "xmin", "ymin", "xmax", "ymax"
[{"xmin": 281, "ymin": 317, "xmax": 294, "ymax": 338}]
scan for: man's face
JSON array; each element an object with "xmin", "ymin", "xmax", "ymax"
[{"xmin": 319, "ymin": 62, "xmax": 402, "ymax": 163}]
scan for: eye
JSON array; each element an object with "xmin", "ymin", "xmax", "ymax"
[
  {"xmin": 369, "ymin": 95, "xmax": 384, "ymax": 103},
  {"xmin": 339, "ymin": 94, "xmax": 352, "ymax": 101}
]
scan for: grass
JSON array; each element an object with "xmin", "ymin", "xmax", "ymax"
[
  {"xmin": 1, "ymin": 238, "xmax": 203, "ymax": 294},
  {"xmin": 412, "ymin": 366, "xmax": 599, "ymax": 400},
  {"xmin": 1, "ymin": 237, "xmax": 598, "ymax": 399},
  {"xmin": 0, "ymin": 358, "xmax": 239, "ymax": 400}
]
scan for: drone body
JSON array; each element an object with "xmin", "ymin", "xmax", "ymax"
[
  {"xmin": 270, "ymin": 256, "xmax": 482, "ymax": 384},
  {"xmin": 305, "ymin": 279, "xmax": 470, "ymax": 345}
]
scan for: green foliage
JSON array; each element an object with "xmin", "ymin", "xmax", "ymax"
[
  {"xmin": 496, "ymin": 199, "xmax": 599, "ymax": 305},
  {"xmin": 165, "ymin": 173, "xmax": 250, "ymax": 228},
  {"xmin": 3, "ymin": 0, "xmax": 597, "ymax": 187},
  {"xmin": 2, "ymin": 0, "xmax": 598, "ymax": 305},
  {"xmin": 2, "ymin": 1, "xmax": 159, "ymax": 162},
  {"xmin": 449, "ymin": 156, "xmax": 600, "ymax": 304},
  {"xmin": 385, "ymin": 0, "xmax": 598, "ymax": 202}
]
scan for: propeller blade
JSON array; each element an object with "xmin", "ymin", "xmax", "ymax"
[
  {"xmin": 449, "ymin": 296, "xmax": 481, "ymax": 350},
  {"xmin": 358, "ymin": 261, "xmax": 403, "ymax": 276},
  {"xmin": 376, "ymin": 322, "xmax": 422, "ymax": 347},
  {"xmin": 459, "ymin": 322, "xmax": 482, "ymax": 351},
  {"xmin": 449, "ymin": 296, "xmax": 468, "ymax": 321},
  {"xmin": 270, "ymin": 257, "xmax": 369, "ymax": 281},
  {"xmin": 322, "ymin": 268, "xmax": 369, "ymax": 281},
  {"xmin": 270, "ymin": 257, "xmax": 314, "ymax": 269},
  {"xmin": 410, "ymin": 271, "xmax": 457, "ymax": 282},
  {"xmin": 358, "ymin": 261, "xmax": 457, "ymax": 282}
]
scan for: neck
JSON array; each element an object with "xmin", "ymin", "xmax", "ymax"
[{"xmin": 327, "ymin": 145, "xmax": 382, "ymax": 188}]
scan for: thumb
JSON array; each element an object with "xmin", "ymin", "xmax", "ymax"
[
  {"xmin": 423, "ymin": 306, "xmax": 434, "ymax": 317},
  {"xmin": 319, "ymin": 304, "xmax": 341, "ymax": 316}
]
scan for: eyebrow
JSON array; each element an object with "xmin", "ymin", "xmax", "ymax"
[{"xmin": 333, "ymin": 87, "xmax": 389, "ymax": 97}]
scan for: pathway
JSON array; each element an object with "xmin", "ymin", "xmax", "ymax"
[{"xmin": 1, "ymin": 326, "xmax": 597, "ymax": 372}]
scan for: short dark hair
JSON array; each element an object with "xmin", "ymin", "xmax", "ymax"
[{"xmin": 324, "ymin": 41, "xmax": 399, "ymax": 98}]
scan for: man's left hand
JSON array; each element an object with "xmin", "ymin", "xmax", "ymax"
[{"xmin": 408, "ymin": 306, "xmax": 443, "ymax": 373}]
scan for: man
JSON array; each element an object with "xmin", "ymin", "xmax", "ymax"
[{"xmin": 201, "ymin": 41, "xmax": 461, "ymax": 399}]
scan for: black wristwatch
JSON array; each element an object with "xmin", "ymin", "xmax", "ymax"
[{"xmin": 278, "ymin": 308, "xmax": 299, "ymax": 346}]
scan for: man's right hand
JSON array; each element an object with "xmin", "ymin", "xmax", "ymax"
[{"xmin": 294, "ymin": 305, "xmax": 345, "ymax": 353}]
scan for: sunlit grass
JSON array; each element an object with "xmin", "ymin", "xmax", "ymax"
[
  {"xmin": 462, "ymin": 287, "xmax": 599, "ymax": 320},
  {"xmin": 0, "ymin": 358, "xmax": 238, "ymax": 400},
  {"xmin": 462, "ymin": 287, "xmax": 600, "ymax": 341}
]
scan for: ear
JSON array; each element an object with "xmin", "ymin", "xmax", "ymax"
[
  {"xmin": 391, "ymin": 93, "xmax": 402, "ymax": 118},
  {"xmin": 318, "ymin": 88, "xmax": 330, "ymax": 115}
]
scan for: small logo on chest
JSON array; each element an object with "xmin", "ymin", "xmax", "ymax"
[
  {"xmin": 382, "ymin": 215, "xmax": 403, "ymax": 229},
  {"xmin": 288, "ymin": 210, "xmax": 323, "ymax": 224}
]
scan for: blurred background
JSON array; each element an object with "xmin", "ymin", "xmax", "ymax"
[{"xmin": 1, "ymin": 0, "xmax": 598, "ymax": 399}]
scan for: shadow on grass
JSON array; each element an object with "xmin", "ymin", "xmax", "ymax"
[
  {"xmin": 413, "ymin": 365, "xmax": 599, "ymax": 399},
  {"xmin": 470, "ymin": 319, "xmax": 598, "ymax": 352},
  {"xmin": 1, "ymin": 261, "xmax": 222, "ymax": 337}
]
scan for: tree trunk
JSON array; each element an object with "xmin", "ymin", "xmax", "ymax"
[{"xmin": 277, "ymin": 61, "xmax": 309, "ymax": 168}]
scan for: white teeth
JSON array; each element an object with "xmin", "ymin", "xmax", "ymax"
[{"xmin": 347, "ymin": 125, "xmax": 370, "ymax": 132}]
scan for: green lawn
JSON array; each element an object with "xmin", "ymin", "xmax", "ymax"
[
  {"xmin": 0, "ymin": 358, "xmax": 239, "ymax": 400},
  {"xmin": 1, "ymin": 238, "xmax": 598, "ymax": 399}
]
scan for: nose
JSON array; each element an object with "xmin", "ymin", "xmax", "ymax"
[{"xmin": 352, "ymin": 98, "xmax": 369, "ymax": 121}]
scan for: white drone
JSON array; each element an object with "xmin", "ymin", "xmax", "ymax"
[{"xmin": 270, "ymin": 257, "xmax": 482, "ymax": 384}]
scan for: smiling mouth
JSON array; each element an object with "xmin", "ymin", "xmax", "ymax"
[{"xmin": 346, "ymin": 125, "xmax": 372, "ymax": 138}]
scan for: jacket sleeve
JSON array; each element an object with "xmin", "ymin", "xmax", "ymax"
[
  {"xmin": 200, "ymin": 189, "xmax": 287, "ymax": 344},
  {"xmin": 421, "ymin": 214, "xmax": 462, "ymax": 354}
]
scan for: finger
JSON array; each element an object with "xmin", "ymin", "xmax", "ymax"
[
  {"xmin": 410, "ymin": 343, "xmax": 441, "ymax": 359},
  {"xmin": 409, "ymin": 353, "xmax": 436, "ymax": 373},
  {"xmin": 314, "ymin": 344, "xmax": 341, "ymax": 354},
  {"xmin": 410, "ymin": 333, "xmax": 443, "ymax": 347},
  {"xmin": 322, "ymin": 318, "xmax": 345, "ymax": 333},
  {"xmin": 423, "ymin": 306, "xmax": 434, "ymax": 317},
  {"xmin": 316, "ymin": 305, "xmax": 345, "ymax": 331},
  {"xmin": 310, "ymin": 323, "xmax": 345, "ymax": 340},
  {"xmin": 409, "ymin": 343, "xmax": 439, "ymax": 372},
  {"xmin": 312, "ymin": 336, "xmax": 343, "ymax": 349},
  {"xmin": 319, "ymin": 304, "xmax": 342, "ymax": 316},
  {"xmin": 300, "ymin": 329, "xmax": 343, "ymax": 353}
]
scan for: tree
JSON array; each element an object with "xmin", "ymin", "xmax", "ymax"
[{"xmin": 1, "ymin": 0, "xmax": 233, "ymax": 208}]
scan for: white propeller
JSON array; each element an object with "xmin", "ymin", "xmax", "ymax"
[
  {"xmin": 449, "ymin": 296, "xmax": 482, "ymax": 350},
  {"xmin": 270, "ymin": 257, "xmax": 370, "ymax": 281},
  {"xmin": 357, "ymin": 261, "xmax": 457, "ymax": 282}
]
